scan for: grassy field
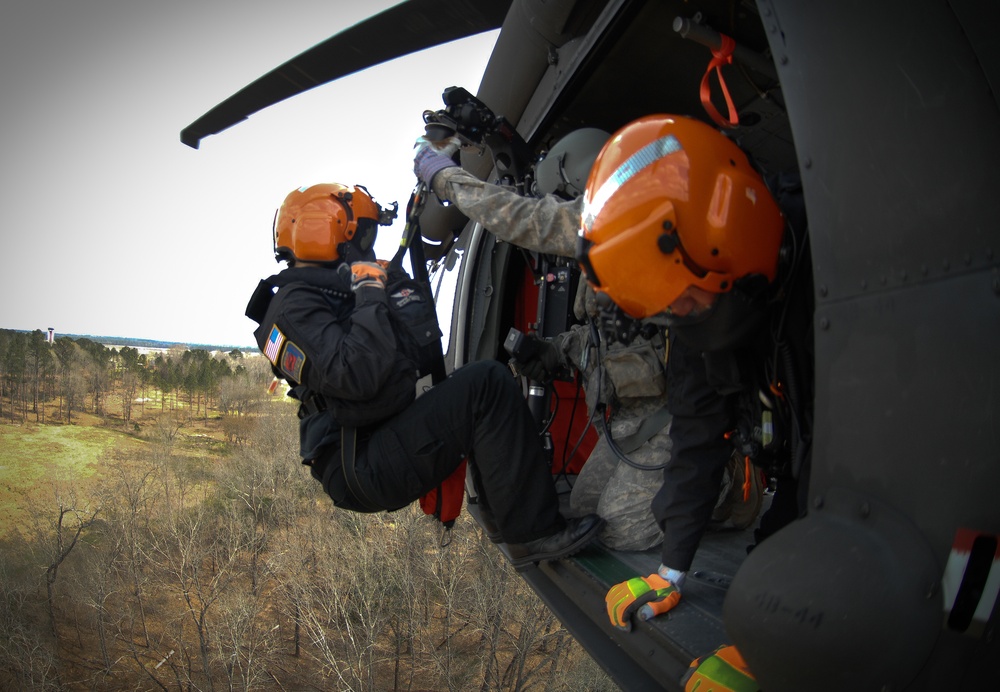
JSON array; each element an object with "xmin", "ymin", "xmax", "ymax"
[
  {"xmin": 0, "ymin": 417, "xmax": 126, "ymax": 534},
  {"xmin": 0, "ymin": 394, "xmax": 236, "ymax": 537}
]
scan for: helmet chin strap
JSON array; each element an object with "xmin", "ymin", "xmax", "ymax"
[
  {"xmin": 342, "ymin": 218, "xmax": 379, "ymax": 263},
  {"xmin": 594, "ymin": 291, "xmax": 660, "ymax": 345},
  {"xmin": 337, "ymin": 238, "xmax": 376, "ymax": 265}
]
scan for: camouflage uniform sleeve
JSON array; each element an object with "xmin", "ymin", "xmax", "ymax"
[{"xmin": 432, "ymin": 167, "xmax": 582, "ymax": 258}]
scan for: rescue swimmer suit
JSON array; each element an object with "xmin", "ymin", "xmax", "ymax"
[{"xmin": 249, "ymin": 262, "xmax": 565, "ymax": 544}]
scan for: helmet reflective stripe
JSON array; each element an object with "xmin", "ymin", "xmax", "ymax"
[{"xmin": 582, "ymin": 135, "xmax": 682, "ymax": 232}]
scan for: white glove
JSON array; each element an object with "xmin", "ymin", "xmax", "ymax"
[
  {"xmin": 413, "ymin": 135, "xmax": 461, "ymax": 186},
  {"xmin": 415, "ymin": 134, "xmax": 461, "ymax": 157}
]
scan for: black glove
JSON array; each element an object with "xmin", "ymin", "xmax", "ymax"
[{"xmin": 513, "ymin": 335, "xmax": 562, "ymax": 382}]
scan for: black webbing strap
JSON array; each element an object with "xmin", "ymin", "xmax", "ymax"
[
  {"xmin": 296, "ymin": 392, "xmax": 327, "ymax": 419},
  {"xmin": 341, "ymin": 426, "xmax": 381, "ymax": 513},
  {"xmin": 614, "ymin": 405, "xmax": 672, "ymax": 454},
  {"xmin": 394, "ymin": 185, "xmax": 447, "ymax": 385},
  {"xmin": 395, "ymin": 186, "xmax": 456, "ymax": 533}
]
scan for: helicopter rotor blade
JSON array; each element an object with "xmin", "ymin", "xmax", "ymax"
[{"xmin": 181, "ymin": 0, "xmax": 511, "ymax": 149}]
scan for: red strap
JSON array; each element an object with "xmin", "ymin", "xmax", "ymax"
[
  {"xmin": 699, "ymin": 33, "xmax": 739, "ymax": 129},
  {"xmin": 742, "ymin": 455, "xmax": 752, "ymax": 502}
]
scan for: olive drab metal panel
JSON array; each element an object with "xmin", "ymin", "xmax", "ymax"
[{"xmin": 724, "ymin": 1, "xmax": 1000, "ymax": 690}]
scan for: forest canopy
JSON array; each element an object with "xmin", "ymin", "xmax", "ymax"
[{"xmin": 0, "ymin": 329, "xmax": 613, "ymax": 691}]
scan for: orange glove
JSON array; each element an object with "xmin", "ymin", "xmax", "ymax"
[
  {"xmin": 605, "ymin": 573, "xmax": 681, "ymax": 631},
  {"xmin": 682, "ymin": 645, "xmax": 758, "ymax": 692},
  {"xmin": 350, "ymin": 261, "xmax": 387, "ymax": 291}
]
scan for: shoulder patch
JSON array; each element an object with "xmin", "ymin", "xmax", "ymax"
[
  {"xmin": 280, "ymin": 340, "xmax": 307, "ymax": 383},
  {"xmin": 390, "ymin": 285, "xmax": 425, "ymax": 308},
  {"xmin": 264, "ymin": 325, "xmax": 285, "ymax": 365}
]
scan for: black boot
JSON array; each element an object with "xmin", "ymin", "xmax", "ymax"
[{"xmin": 506, "ymin": 514, "xmax": 604, "ymax": 570}]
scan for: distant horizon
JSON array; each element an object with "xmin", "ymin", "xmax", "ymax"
[{"xmin": 1, "ymin": 326, "xmax": 255, "ymax": 352}]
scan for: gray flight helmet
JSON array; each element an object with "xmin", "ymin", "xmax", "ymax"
[{"xmin": 534, "ymin": 127, "xmax": 611, "ymax": 199}]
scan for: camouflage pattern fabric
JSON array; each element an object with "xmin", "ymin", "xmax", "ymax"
[
  {"xmin": 554, "ymin": 320, "xmax": 668, "ymax": 550},
  {"xmin": 434, "ymin": 167, "xmax": 581, "ymax": 257}
]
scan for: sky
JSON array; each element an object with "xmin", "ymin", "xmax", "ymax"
[{"xmin": 0, "ymin": 0, "xmax": 499, "ymax": 348}]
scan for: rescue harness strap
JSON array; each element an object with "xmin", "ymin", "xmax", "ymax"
[
  {"xmin": 341, "ymin": 425, "xmax": 382, "ymax": 513},
  {"xmin": 613, "ymin": 405, "xmax": 672, "ymax": 455}
]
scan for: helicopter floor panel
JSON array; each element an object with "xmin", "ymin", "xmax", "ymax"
[{"xmin": 470, "ymin": 493, "xmax": 766, "ymax": 691}]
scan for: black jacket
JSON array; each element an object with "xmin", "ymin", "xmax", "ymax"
[{"xmin": 249, "ymin": 264, "xmax": 417, "ymax": 459}]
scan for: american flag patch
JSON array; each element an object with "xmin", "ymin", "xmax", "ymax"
[{"xmin": 264, "ymin": 325, "xmax": 285, "ymax": 364}]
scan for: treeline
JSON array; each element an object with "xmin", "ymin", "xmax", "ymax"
[
  {"xmin": 2, "ymin": 329, "xmax": 242, "ymax": 353},
  {"xmin": 0, "ymin": 328, "xmax": 254, "ymax": 426}
]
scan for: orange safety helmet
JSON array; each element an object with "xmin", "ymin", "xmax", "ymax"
[
  {"xmin": 577, "ymin": 115, "xmax": 785, "ymax": 319},
  {"xmin": 273, "ymin": 183, "xmax": 394, "ymax": 264}
]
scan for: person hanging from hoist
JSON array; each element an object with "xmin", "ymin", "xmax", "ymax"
[{"xmin": 244, "ymin": 182, "xmax": 603, "ymax": 571}]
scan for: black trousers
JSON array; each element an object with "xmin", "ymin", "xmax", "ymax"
[
  {"xmin": 354, "ymin": 360, "xmax": 562, "ymax": 544},
  {"xmin": 654, "ymin": 338, "xmax": 804, "ymax": 571},
  {"xmin": 653, "ymin": 339, "xmax": 736, "ymax": 571}
]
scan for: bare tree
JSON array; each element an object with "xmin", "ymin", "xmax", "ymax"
[
  {"xmin": 220, "ymin": 398, "xmax": 302, "ymax": 592},
  {"xmin": 27, "ymin": 330, "xmax": 51, "ymax": 422},
  {"xmin": 0, "ymin": 330, "xmax": 27, "ymax": 422},
  {"xmin": 213, "ymin": 586, "xmax": 276, "ymax": 690},
  {"xmin": 117, "ymin": 345, "xmax": 143, "ymax": 426},
  {"xmin": 218, "ymin": 357, "xmax": 271, "ymax": 418},
  {"xmin": 28, "ymin": 489, "xmax": 101, "ymax": 639},
  {"xmin": 150, "ymin": 411, "xmax": 185, "ymax": 449},
  {"xmin": 405, "ymin": 512, "xmax": 482, "ymax": 692},
  {"xmin": 469, "ymin": 538, "xmax": 515, "ymax": 691},
  {"xmin": 75, "ymin": 338, "xmax": 112, "ymax": 416},
  {"xmin": 0, "ymin": 534, "xmax": 60, "ymax": 691},
  {"xmin": 75, "ymin": 526, "xmax": 123, "ymax": 682},
  {"xmin": 101, "ymin": 451, "xmax": 161, "ymax": 649},
  {"xmin": 151, "ymin": 492, "xmax": 250, "ymax": 692},
  {"xmin": 299, "ymin": 511, "xmax": 399, "ymax": 691},
  {"xmin": 383, "ymin": 505, "xmax": 432, "ymax": 691},
  {"xmin": 273, "ymin": 525, "xmax": 318, "ymax": 661},
  {"xmin": 120, "ymin": 369, "xmax": 140, "ymax": 427}
]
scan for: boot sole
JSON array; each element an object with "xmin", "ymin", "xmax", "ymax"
[{"xmin": 509, "ymin": 519, "xmax": 604, "ymax": 571}]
